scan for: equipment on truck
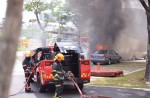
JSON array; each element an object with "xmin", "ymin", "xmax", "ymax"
[
  {"xmin": 10, "ymin": 42, "xmax": 112, "ymax": 98},
  {"xmin": 32, "ymin": 42, "xmax": 91, "ymax": 92}
]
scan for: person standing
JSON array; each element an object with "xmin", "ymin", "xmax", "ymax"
[
  {"xmin": 22, "ymin": 51, "xmax": 33, "ymax": 93},
  {"xmin": 52, "ymin": 53, "xmax": 65, "ymax": 98},
  {"xmin": 33, "ymin": 51, "xmax": 42, "ymax": 81}
]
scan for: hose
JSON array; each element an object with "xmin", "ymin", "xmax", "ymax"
[
  {"xmin": 9, "ymin": 65, "xmax": 37, "ymax": 96},
  {"xmin": 67, "ymin": 71, "xmax": 85, "ymax": 98},
  {"xmin": 71, "ymin": 78, "xmax": 83, "ymax": 98}
]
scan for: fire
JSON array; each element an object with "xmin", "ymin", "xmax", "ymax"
[{"xmin": 96, "ymin": 44, "xmax": 107, "ymax": 50}]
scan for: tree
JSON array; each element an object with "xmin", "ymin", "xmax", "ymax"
[
  {"xmin": 51, "ymin": 1, "xmax": 73, "ymax": 39},
  {"xmin": 139, "ymin": 0, "xmax": 150, "ymax": 81},
  {"xmin": 0, "ymin": 0, "xmax": 24, "ymax": 98},
  {"xmin": 25, "ymin": 0, "xmax": 52, "ymax": 46},
  {"xmin": 24, "ymin": 0, "xmax": 72, "ymax": 46}
]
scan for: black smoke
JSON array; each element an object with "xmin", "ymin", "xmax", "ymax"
[
  {"xmin": 67, "ymin": 0, "xmax": 147, "ymax": 59},
  {"xmin": 67, "ymin": 0, "xmax": 124, "ymax": 52}
]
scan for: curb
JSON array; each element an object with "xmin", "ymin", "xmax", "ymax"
[
  {"xmin": 85, "ymin": 85, "xmax": 150, "ymax": 91},
  {"xmin": 124, "ymin": 68, "xmax": 145, "ymax": 75}
]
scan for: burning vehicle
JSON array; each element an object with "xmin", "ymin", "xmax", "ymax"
[{"xmin": 90, "ymin": 49, "xmax": 121, "ymax": 65}]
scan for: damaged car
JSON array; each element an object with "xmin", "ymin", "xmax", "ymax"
[{"xmin": 90, "ymin": 49, "xmax": 122, "ymax": 65}]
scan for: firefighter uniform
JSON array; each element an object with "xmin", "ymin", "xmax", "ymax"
[
  {"xmin": 52, "ymin": 53, "xmax": 65, "ymax": 98},
  {"xmin": 22, "ymin": 52, "xmax": 33, "ymax": 93}
]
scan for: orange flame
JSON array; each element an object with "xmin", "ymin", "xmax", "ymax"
[{"xmin": 96, "ymin": 44, "xmax": 107, "ymax": 50}]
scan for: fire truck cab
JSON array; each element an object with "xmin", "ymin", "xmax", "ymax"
[{"xmin": 32, "ymin": 42, "xmax": 91, "ymax": 92}]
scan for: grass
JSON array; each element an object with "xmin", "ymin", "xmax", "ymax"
[
  {"xmin": 91, "ymin": 62, "xmax": 146, "ymax": 74},
  {"xmin": 89, "ymin": 70, "xmax": 150, "ymax": 88}
]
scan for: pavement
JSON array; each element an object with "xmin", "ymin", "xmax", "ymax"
[{"xmin": 9, "ymin": 60, "xmax": 150, "ymax": 98}]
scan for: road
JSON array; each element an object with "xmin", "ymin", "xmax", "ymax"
[{"xmin": 9, "ymin": 60, "xmax": 150, "ymax": 98}]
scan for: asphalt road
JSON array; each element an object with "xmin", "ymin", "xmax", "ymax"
[{"xmin": 9, "ymin": 60, "xmax": 150, "ymax": 98}]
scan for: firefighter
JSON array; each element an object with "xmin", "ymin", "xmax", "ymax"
[
  {"xmin": 22, "ymin": 51, "xmax": 33, "ymax": 93},
  {"xmin": 52, "ymin": 53, "xmax": 65, "ymax": 98},
  {"xmin": 36, "ymin": 51, "xmax": 42, "ymax": 64}
]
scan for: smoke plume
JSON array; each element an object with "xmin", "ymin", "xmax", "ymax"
[
  {"xmin": 67, "ymin": 0, "xmax": 147, "ymax": 59},
  {"xmin": 67, "ymin": 0, "xmax": 124, "ymax": 51},
  {"xmin": 115, "ymin": 0, "xmax": 147, "ymax": 59}
]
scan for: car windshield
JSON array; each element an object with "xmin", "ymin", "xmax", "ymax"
[{"xmin": 95, "ymin": 50, "xmax": 107, "ymax": 54}]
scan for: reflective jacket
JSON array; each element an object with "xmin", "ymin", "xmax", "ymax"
[
  {"xmin": 52, "ymin": 60, "xmax": 64, "ymax": 80},
  {"xmin": 22, "ymin": 57, "xmax": 33, "ymax": 73}
]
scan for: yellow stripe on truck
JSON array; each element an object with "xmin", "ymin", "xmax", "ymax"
[{"xmin": 81, "ymin": 73, "xmax": 88, "ymax": 77}]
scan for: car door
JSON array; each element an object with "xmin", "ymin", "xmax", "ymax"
[
  {"xmin": 93, "ymin": 51, "xmax": 103, "ymax": 60},
  {"xmin": 112, "ymin": 50, "xmax": 119, "ymax": 62},
  {"xmin": 108, "ymin": 50, "xmax": 115, "ymax": 62}
]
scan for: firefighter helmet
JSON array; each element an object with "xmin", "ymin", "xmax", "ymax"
[
  {"xmin": 25, "ymin": 51, "xmax": 31, "ymax": 57},
  {"xmin": 55, "ymin": 53, "xmax": 64, "ymax": 61}
]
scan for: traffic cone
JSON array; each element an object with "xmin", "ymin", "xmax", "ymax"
[{"xmin": 97, "ymin": 62, "xmax": 101, "ymax": 72}]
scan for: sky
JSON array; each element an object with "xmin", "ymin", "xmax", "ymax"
[
  {"xmin": 0, "ymin": 0, "xmax": 66, "ymax": 23},
  {"xmin": 0, "ymin": 0, "xmax": 35, "ymax": 23},
  {"xmin": 0, "ymin": 0, "xmax": 7, "ymax": 22},
  {"xmin": 0, "ymin": 0, "xmax": 143, "ymax": 23}
]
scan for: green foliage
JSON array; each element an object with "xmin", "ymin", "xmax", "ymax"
[
  {"xmin": 51, "ymin": 2, "xmax": 73, "ymax": 25},
  {"xmin": 44, "ymin": 13, "xmax": 56, "ymax": 23},
  {"xmin": 24, "ymin": 0, "xmax": 73, "ymax": 30},
  {"xmin": 25, "ymin": 1, "xmax": 49, "ymax": 13}
]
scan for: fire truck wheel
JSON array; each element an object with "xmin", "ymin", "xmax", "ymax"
[
  {"xmin": 75, "ymin": 83, "xmax": 84, "ymax": 90},
  {"xmin": 37, "ymin": 75, "xmax": 46, "ymax": 93}
]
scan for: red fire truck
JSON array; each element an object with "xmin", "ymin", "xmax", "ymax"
[{"xmin": 32, "ymin": 42, "xmax": 91, "ymax": 92}]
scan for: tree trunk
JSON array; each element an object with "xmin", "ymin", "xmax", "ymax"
[
  {"xmin": 139, "ymin": 0, "xmax": 150, "ymax": 82},
  {"xmin": 72, "ymin": 21, "xmax": 81, "ymax": 45},
  {"xmin": 145, "ymin": 11, "xmax": 150, "ymax": 81},
  {"xmin": 0, "ymin": 0, "xmax": 23, "ymax": 98},
  {"xmin": 41, "ymin": 31, "xmax": 46, "ymax": 47},
  {"xmin": 35, "ymin": 11, "xmax": 46, "ymax": 47}
]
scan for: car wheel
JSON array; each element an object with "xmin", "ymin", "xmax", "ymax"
[
  {"xmin": 118, "ymin": 58, "xmax": 121, "ymax": 63},
  {"xmin": 92, "ymin": 62, "xmax": 97, "ymax": 65},
  {"xmin": 108, "ymin": 59, "xmax": 111, "ymax": 65},
  {"xmin": 37, "ymin": 75, "xmax": 46, "ymax": 93}
]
